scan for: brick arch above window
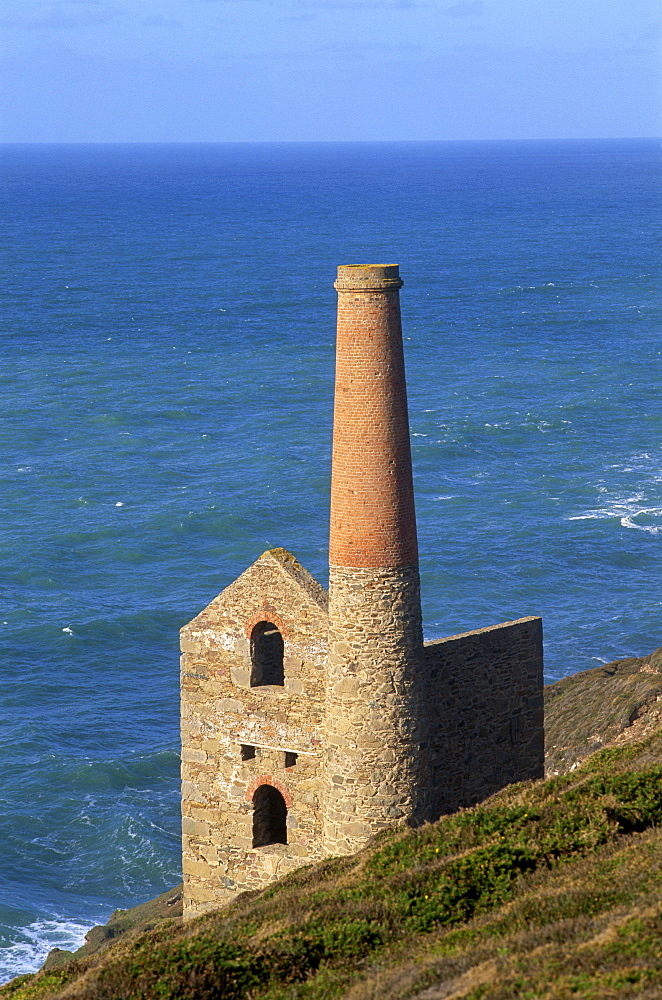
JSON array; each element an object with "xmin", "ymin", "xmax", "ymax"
[
  {"xmin": 246, "ymin": 774, "xmax": 293, "ymax": 809},
  {"xmin": 245, "ymin": 609, "xmax": 289, "ymax": 640}
]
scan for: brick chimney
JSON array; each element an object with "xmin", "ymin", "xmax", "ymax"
[
  {"xmin": 323, "ymin": 264, "xmax": 427, "ymax": 857},
  {"xmin": 329, "ymin": 264, "xmax": 419, "ymax": 568}
]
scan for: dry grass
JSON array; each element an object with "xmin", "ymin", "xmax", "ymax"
[
  {"xmin": 545, "ymin": 645, "xmax": 662, "ymax": 775},
  {"xmin": 2, "ymin": 731, "xmax": 661, "ymax": 1000}
]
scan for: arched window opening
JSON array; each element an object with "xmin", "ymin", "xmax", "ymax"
[
  {"xmin": 250, "ymin": 621, "xmax": 284, "ymax": 687},
  {"xmin": 252, "ymin": 784, "xmax": 287, "ymax": 847}
]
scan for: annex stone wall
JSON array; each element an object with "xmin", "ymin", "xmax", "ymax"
[{"xmin": 423, "ymin": 616, "xmax": 545, "ymax": 820}]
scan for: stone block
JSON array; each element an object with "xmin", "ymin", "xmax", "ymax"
[
  {"xmin": 231, "ymin": 666, "xmax": 251, "ymax": 688},
  {"xmin": 182, "ymin": 817, "xmax": 210, "ymax": 838},
  {"xmin": 218, "ymin": 699, "xmax": 244, "ymax": 715},
  {"xmin": 183, "ymin": 858, "xmax": 214, "ymax": 879},
  {"xmin": 181, "ymin": 781, "xmax": 200, "ymax": 801},
  {"xmin": 342, "ymin": 822, "xmax": 371, "ymax": 839},
  {"xmin": 186, "ymin": 883, "xmax": 224, "ymax": 904},
  {"xmin": 235, "ymin": 637, "xmax": 250, "ymax": 658}
]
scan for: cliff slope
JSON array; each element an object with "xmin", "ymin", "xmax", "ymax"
[
  {"xmin": 3, "ymin": 649, "xmax": 661, "ymax": 1000},
  {"xmin": 2, "ymin": 733, "xmax": 660, "ymax": 999},
  {"xmin": 545, "ymin": 645, "xmax": 662, "ymax": 775}
]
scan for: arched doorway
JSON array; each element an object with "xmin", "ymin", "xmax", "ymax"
[
  {"xmin": 250, "ymin": 621, "xmax": 284, "ymax": 686},
  {"xmin": 252, "ymin": 784, "xmax": 287, "ymax": 847}
]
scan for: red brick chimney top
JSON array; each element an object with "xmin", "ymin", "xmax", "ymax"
[
  {"xmin": 329, "ymin": 264, "xmax": 419, "ymax": 569},
  {"xmin": 334, "ymin": 264, "xmax": 404, "ymax": 292}
]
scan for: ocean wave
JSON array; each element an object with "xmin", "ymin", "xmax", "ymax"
[
  {"xmin": 498, "ymin": 281, "xmax": 558, "ymax": 294},
  {"xmin": 620, "ymin": 508, "xmax": 662, "ymax": 535},
  {"xmin": 568, "ymin": 505, "xmax": 662, "ymax": 535},
  {"xmin": 0, "ymin": 917, "xmax": 91, "ymax": 984}
]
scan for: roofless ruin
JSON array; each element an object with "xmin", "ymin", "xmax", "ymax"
[{"xmin": 180, "ymin": 264, "xmax": 544, "ymax": 918}]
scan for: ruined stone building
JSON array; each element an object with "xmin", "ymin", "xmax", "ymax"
[{"xmin": 180, "ymin": 264, "xmax": 544, "ymax": 918}]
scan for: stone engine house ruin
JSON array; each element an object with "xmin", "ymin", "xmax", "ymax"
[{"xmin": 180, "ymin": 264, "xmax": 545, "ymax": 918}]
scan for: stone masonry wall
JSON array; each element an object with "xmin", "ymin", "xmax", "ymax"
[
  {"xmin": 323, "ymin": 563, "xmax": 428, "ymax": 857},
  {"xmin": 180, "ymin": 550, "xmax": 328, "ymax": 918},
  {"xmin": 423, "ymin": 616, "xmax": 545, "ymax": 821}
]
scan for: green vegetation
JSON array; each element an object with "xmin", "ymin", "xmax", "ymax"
[
  {"xmin": 3, "ymin": 732, "xmax": 661, "ymax": 1000},
  {"xmin": 544, "ymin": 645, "xmax": 662, "ymax": 775},
  {"xmin": 37, "ymin": 886, "xmax": 183, "ymax": 972}
]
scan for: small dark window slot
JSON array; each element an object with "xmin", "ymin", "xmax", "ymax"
[
  {"xmin": 284, "ymin": 751, "xmax": 298, "ymax": 769},
  {"xmin": 241, "ymin": 744, "xmax": 256, "ymax": 761}
]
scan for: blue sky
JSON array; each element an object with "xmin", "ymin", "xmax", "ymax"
[{"xmin": 1, "ymin": 0, "xmax": 659, "ymax": 142}]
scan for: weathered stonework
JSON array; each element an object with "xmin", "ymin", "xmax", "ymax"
[
  {"xmin": 323, "ymin": 563, "xmax": 428, "ymax": 856},
  {"xmin": 180, "ymin": 263, "xmax": 545, "ymax": 919},
  {"xmin": 423, "ymin": 616, "xmax": 545, "ymax": 818},
  {"xmin": 180, "ymin": 548, "xmax": 328, "ymax": 918}
]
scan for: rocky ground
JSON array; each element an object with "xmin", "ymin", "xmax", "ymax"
[{"xmin": 544, "ymin": 645, "xmax": 662, "ymax": 775}]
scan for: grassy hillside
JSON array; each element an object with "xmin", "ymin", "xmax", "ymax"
[
  {"xmin": 3, "ymin": 729, "xmax": 661, "ymax": 1000},
  {"xmin": 544, "ymin": 646, "xmax": 662, "ymax": 776}
]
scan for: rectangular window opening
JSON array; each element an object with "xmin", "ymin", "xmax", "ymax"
[
  {"xmin": 241, "ymin": 744, "xmax": 256, "ymax": 761},
  {"xmin": 284, "ymin": 751, "xmax": 298, "ymax": 769}
]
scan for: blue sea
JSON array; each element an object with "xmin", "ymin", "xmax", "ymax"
[{"xmin": 0, "ymin": 139, "xmax": 660, "ymax": 981}]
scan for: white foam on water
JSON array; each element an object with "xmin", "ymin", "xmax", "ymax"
[
  {"xmin": 568, "ymin": 509, "xmax": 620, "ymax": 521},
  {"xmin": 568, "ymin": 503, "xmax": 662, "ymax": 535},
  {"xmin": 620, "ymin": 508, "xmax": 662, "ymax": 535},
  {"xmin": 0, "ymin": 918, "xmax": 92, "ymax": 984}
]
